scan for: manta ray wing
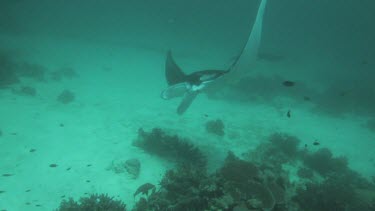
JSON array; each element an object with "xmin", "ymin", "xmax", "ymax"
[
  {"xmin": 232, "ymin": 0, "xmax": 268, "ymax": 73},
  {"xmin": 165, "ymin": 51, "xmax": 187, "ymax": 85}
]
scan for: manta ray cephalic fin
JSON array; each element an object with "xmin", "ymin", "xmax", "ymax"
[{"xmin": 177, "ymin": 91, "xmax": 198, "ymax": 115}]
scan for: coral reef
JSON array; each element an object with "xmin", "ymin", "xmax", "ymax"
[
  {"xmin": 55, "ymin": 129, "xmax": 375, "ymax": 211},
  {"xmin": 57, "ymin": 193, "xmax": 126, "ymax": 211},
  {"xmin": 133, "ymin": 128, "xmax": 207, "ymax": 169},
  {"xmin": 245, "ymin": 133, "xmax": 301, "ymax": 171},
  {"xmin": 133, "ymin": 152, "xmax": 287, "ymax": 211},
  {"xmin": 217, "ymin": 152, "xmax": 287, "ymax": 210},
  {"xmin": 297, "ymin": 167, "xmax": 314, "ymax": 179},
  {"xmin": 240, "ymin": 132, "xmax": 375, "ymax": 211},
  {"xmin": 205, "ymin": 119, "xmax": 225, "ymax": 136},
  {"xmin": 57, "ymin": 89, "xmax": 75, "ymax": 104},
  {"xmin": 302, "ymin": 148, "xmax": 348, "ymax": 176},
  {"xmin": 268, "ymin": 133, "xmax": 300, "ymax": 158},
  {"xmin": 220, "ymin": 151, "xmax": 260, "ymax": 183},
  {"xmin": 293, "ymin": 176, "xmax": 375, "ymax": 211},
  {"xmin": 133, "ymin": 164, "xmax": 211, "ymax": 211}
]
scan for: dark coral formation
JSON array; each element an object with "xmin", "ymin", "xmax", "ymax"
[
  {"xmin": 248, "ymin": 133, "xmax": 375, "ymax": 211},
  {"xmin": 132, "ymin": 130, "xmax": 375, "ymax": 211},
  {"xmin": 133, "ymin": 152, "xmax": 287, "ymax": 211},
  {"xmin": 217, "ymin": 152, "xmax": 284, "ymax": 210},
  {"xmin": 302, "ymin": 148, "xmax": 348, "ymax": 176},
  {"xmin": 294, "ymin": 147, "xmax": 375, "ymax": 210},
  {"xmin": 57, "ymin": 89, "xmax": 75, "ymax": 104},
  {"xmin": 205, "ymin": 119, "xmax": 225, "ymax": 136},
  {"xmin": 133, "ymin": 128, "xmax": 207, "ymax": 169},
  {"xmin": 294, "ymin": 176, "xmax": 375, "ymax": 211},
  {"xmin": 220, "ymin": 151, "xmax": 260, "ymax": 183},
  {"xmin": 133, "ymin": 164, "xmax": 210, "ymax": 211},
  {"xmin": 245, "ymin": 133, "xmax": 301, "ymax": 171},
  {"xmin": 57, "ymin": 193, "xmax": 126, "ymax": 211}
]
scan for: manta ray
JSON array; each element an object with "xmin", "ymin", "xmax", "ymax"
[{"xmin": 161, "ymin": 0, "xmax": 268, "ymax": 115}]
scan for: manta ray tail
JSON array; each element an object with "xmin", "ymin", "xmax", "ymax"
[{"xmin": 165, "ymin": 51, "xmax": 186, "ymax": 85}]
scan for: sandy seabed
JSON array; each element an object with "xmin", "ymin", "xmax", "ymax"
[{"xmin": 1, "ymin": 36, "xmax": 374, "ymax": 210}]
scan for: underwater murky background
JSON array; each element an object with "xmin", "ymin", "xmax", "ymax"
[{"xmin": 1, "ymin": 0, "xmax": 375, "ymax": 210}]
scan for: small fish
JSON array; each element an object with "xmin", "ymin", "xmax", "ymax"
[
  {"xmin": 2, "ymin": 173, "xmax": 13, "ymax": 177},
  {"xmin": 287, "ymin": 110, "xmax": 291, "ymax": 118},
  {"xmin": 49, "ymin": 164, "xmax": 58, "ymax": 168},
  {"xmin": 303, "ymin": 96, "xmax": 311, "ymax": 101},
  {"xmin": 313, "ymin": 140, "xmax": 320, "ymax": 146},
  {"xmin": 283, "ymin": 81, "xmax": 295, "ymax": 87}
]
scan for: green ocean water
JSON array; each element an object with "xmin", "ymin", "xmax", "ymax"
[{"xmin": 1, "ymin": 0, "xmax": 375, "ymax": 210}]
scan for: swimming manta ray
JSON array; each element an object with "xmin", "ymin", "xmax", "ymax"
[
  {"xmin": 161, "ymin": 0, "xmax": 268, "ymax": 115},
  {"xmin": 161, "ymin": 51, "xmax": 230, "ymax": 115}
]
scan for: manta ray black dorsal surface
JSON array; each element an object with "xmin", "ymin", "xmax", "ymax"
[{"xmin": 165, "ymin": 50, "xmax": 187, "ymax": 86}]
